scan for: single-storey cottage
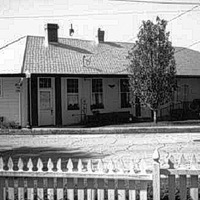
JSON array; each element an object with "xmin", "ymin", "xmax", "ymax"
[{"xmin": 0, "ymin": 23, "xmax": 200, "ymax": 128}]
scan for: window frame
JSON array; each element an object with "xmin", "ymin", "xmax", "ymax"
[
  {"xmin": 66, "ymin": 78, "xmax": 80, "ymax": 111},
  {"xmin": 120, "ymin": 78, "xmax": 131, "ymax": 109},
  {"xmin": 0, "ymin": 79, "xmax": 3, "ymax": 97},
  {"xmin": 91, "ymin": 78, "xmax": 104, "ymax": 110},
  {"xmin": 39, "ymin": 77, "xmax": 52, "ymax": 89}
]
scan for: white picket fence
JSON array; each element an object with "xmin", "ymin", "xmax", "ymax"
[
  {"xmin": 0, "ymin": 156, "xmax": 152, "ymax": 200},
  {"xmin": 1, "ymin": 149, "xmax": 200, "ymax": 200}
]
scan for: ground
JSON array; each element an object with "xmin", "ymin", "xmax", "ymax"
[{"xmin": 0, "ymin": 131, "xmax": 200, "ymax": 172}]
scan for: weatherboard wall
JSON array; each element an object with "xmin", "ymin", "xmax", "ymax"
[{"xmin": 0, "ymin": 78, "xmax": 21, "ymax": 125}]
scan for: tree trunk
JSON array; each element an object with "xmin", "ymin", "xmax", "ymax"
[{"xmin": 153, "ymin": 110, "xmax": 157, "ymax": 123}]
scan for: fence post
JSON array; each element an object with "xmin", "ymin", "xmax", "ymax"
[{"xmin": 152, "ymin": 148, "xmax": 160, "ymax": 200}]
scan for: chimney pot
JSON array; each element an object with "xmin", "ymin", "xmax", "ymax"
[{"xmin": 98, "ymin": 28, "xmax": 105, "ymax": 43}]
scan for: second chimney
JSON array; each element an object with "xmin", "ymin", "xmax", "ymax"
[
  {"xmin": 98, "ymin": 28, "xmax": 105, "ymax": 43},
  {"xmin": 44, "ymin": 23, "xmax": 59, "ymax": 46}
]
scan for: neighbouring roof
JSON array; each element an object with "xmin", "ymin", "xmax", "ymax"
[
  {"xmin": 0, "ymin": 36, "xmax": 27, "ymax": 74},
  {"xmin": 0, "ymin": 35, "xmax": 200, "ymax": 76}
]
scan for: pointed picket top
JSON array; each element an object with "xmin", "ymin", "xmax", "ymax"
[
  {"xmin": 37, "ymin": 158, "xmax": 43, "ymax": 172},
  {"xmin": 190, "ymin": 154, "xmax": 198, "ymax": 170},
  {"xmin": 8, "ymin": 157, "xmax": 14, "ymax": 171},
  {"xmin": 107, "ymin": 160, "xmax": 115, "ymax": 174},
  {"xmin": 67, "ymin": 158, "xmax": 73, "ymax": 172},
  {"xmin": 129, "ymin": 159, "xmax": 136, "ymax": 174},
  {"xmin": 17, "ymin": 158, "xmax": 24, "ymax": 171},
  {"xmin": 77, "ymin": 159, "xmax": 83, "ymax": 173},
  {"xmin": 0, "ymin": 157, "xmax": 4, "ymax": 171},
  {"xmin": 118, "ymin": 159, "xmax": 125, "ymax": 173},
  {"xmin": 87, "ymin": 159, "xmax": 93, "ymax": 173},
  {"xmin": 47, "ymin": 158, "xmax": 54, "ymax": 172},
  {"xmin": 97, "ymin": 159, "xmax": 104, "ymax": 173},
  {"xmin": 27, "ymin": 158, "xmax": 33, "ymax": 172},
  {"xmin": 56, "ymin": 158, "xmax": 62, "ymax": 172},
  {"xmin": 139, "ymin": 159, "xmax": 147, "ymax": 174},
  {"xmin": 153, "ymin": 148, "xmax": 160, "ymax": 162},
  {"xmin": 168, "ymin": 154, "xmax": 175, "ymax": 169},
  {"xmin": 178, "ymin": 154, "xmax": 187, "ymax": 169}
]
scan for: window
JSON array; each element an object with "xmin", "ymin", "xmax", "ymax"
[
  {"xmin": 91, "ymin": 79, "xmax": 104, "ymax": 110},
  {"xmin": 0, "ymin": 79, "xmax": 2, "ymax": 97},
  {"xmin": 120, "ymin": 79, "xmax": 131, "ymax": 108},
  {"xmin": 67, "ymin": 79, "xmax": 79, "ymax": 110},
  {"xmin": 176, "ymin": 84, "xmax": 189, "ymax": 102},
  {"xmin": 39, "ymin": 78, "xmax": 51, "ymax": 88}
]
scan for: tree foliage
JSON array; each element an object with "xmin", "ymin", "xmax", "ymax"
[{"xmin": 127, "ymin": 17, "xmax": 177, "ymax": 122}]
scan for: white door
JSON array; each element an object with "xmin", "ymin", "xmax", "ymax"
[{"xmin": 38, "ymin": 78, "xmax": 54, "ymax": 126}]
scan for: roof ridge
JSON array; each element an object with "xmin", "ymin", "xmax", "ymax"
[{"xmin": 27, "ymin": 35, "xmax": 135, "ymax": 45}]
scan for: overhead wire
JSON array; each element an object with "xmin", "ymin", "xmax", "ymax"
[
  {"xmin": 128, "ymin": 4, "xmax": 199, "ymax": 42},
  {"xmin": 110, "ymin": 0, "xmax": 200, "ymax": 5},
  {"xmin": 0, "ymin": 8, "xmax": 200, "ymax": 19},
  {"xmin": 0, "ymin": 36, "xmax": 26, "ymax": 51}
]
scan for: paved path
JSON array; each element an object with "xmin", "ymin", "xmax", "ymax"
[{"xmin": 0, "ymin": 133, "xmax": 200, "ymax": 170}]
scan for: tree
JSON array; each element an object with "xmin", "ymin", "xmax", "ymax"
[{"xmin": 127, "ymin": 17, "xmax": 177, "ymax": 123}]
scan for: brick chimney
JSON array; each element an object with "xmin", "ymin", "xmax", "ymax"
[
  {"xmin": 98, "ymin": 28, "xmax": 105, "ymax": 43},
  {"xmin": 44, "ymin": 23, "xmax": 59, "ymax": 46}
]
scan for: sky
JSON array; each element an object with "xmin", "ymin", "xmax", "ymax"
[{"xmin": 1, "ymin": 0, "xmax": 200, "ymax": 51}]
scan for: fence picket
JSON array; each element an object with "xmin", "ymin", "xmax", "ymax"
[
  {"xmin": 180, "ymin": 175, "xmax": 187, "ymax": 200},
  {"xmin": 140, "ymin": 159, "xmax": 147, "ymax": 174},
  {"xmin": 178, "ymin": 154, "xmax": 187, "ymax": 169},
  {"xmin": 107, "ymin": 160, "xmax": 115, "ymax": 174},
  {"xmin": 47, "ymin": 158, "xmax": 54, "ymax": 172},
  {"xmin": 97, "ymin": 159, "xmax": 104, "ymax": 173},
  {"xmin": 129, "ymin": 180, "xmax": 136, "ymax": 200},
  {"xmin": 8, "ymin": 157, "xmax": 14, "ymax": 171},
  {"xmin": 18, "ymin": 178, "xmax": 24, "ymax": 200},
  {"xmin": 108, "ymin": 179, "xmax": 115, "ymax": 200},
  {"xmin": 37, "ymin": 158, "xmax": 43, "ymax": 172},
  {"xmin": 87, "ymin": 179, "xmax": 95, "ymax": 200},
  {"xmin": 97, "ymin": 179, "xmax": 104, "ymax": 200},
  {"xmin": 27, "ymin": 178, "xmax": 34, "ymax": 200},
  {"xmin": 67, "ymin": 159, "xmax": 73, "ymax": 172},
  {"xmin": 17, "ymin": 158, "xmax": 24, "ymax": 171},
  {"xmin": 139, "ymin": 181, "xmax": 148, "ymax": 200},
  {"xmin": 56, "ymin": 158, "xmax": 62, "ymax": 172},
  {"xmin": 0, "ymin": 177, "xmax": 4, "ymax": 200},
  {"xmin": 168, "ymin": 175, "xmax": 176, "ymax": 200},
  {"xmin": 57, "ymin": 178, "xmax": 64, "ymax": 200},
  {"xmin": 190, "ymin": 175, "xmax": 198, "ymax": 200},
  {"xmin": 87, "ymin": 160, "xmax": 93, "ymax": 173},
  {"xmin": 190, "ymin": 154, "xmax": 198, "ymax": 169},
  {"xmin": 77, "ymin": 178, "xmax": 84, "ymax": 200},
  {"xmin": 152, "ymin": 148, "xmax": 160, "ymax": 200},
  {"xmin": 27, "ymin": 188, "xmax": 34, "ymax": 200},
  {"xmin": 0, "ymin": 157, "xmax": 4, "ymax": 171},
  {"xmin": 27, "ymin": 158, "xmax": 33, "ymax": 172},
  {"xmin": 37, "ymin": 178, "xmax": 44, "ymax": 200},
  {"xmin": 67, "ymin": 178, "xmax": 74, "ymax": 200},
  {"xmin": 18, "ymin": 187, "xmax": 24, "ymax": 200},
  {"xmin": 8, "ymin": 187, "xmax": 14, "ymax": 200},
  {"xmin": 77, "ymin": 159, "xmax": 83, "ymax": 173}
]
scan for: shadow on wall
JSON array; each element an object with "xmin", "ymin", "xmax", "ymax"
[{"xmin": 0, "ymin": 146, "xmax": 108, "ymax": 171}]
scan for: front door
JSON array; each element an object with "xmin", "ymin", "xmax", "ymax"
[{"xmin": 38, "ymin": 78, "xmax": 54, "ymax": 126}]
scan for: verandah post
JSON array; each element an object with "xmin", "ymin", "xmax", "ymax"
[{"xmin": 152, "ymin": 148, "xmax": 160, "ymax": 200}]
